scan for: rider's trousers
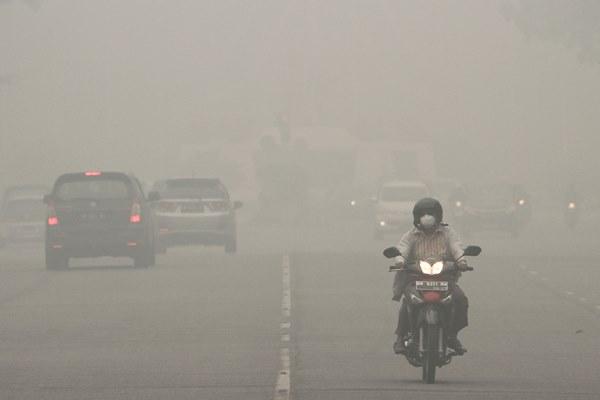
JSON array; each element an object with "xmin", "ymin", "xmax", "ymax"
[{"xmin": 395, "ymin": 285, "xmax": 469, "ymax": 337}]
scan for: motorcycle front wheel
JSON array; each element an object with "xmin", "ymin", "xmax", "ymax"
[{"xmin": 422, "ymin": 325, "xmax": 439, "ymax": 384}]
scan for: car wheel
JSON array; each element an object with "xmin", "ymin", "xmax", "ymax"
[
  {"xmin": 224, "ymin": 236, "xmax": 237, "ymax": 254},
  {"xmin": 134, "ymin": 248, "xmax": 152, "ymax": 268},
  {"xmin": 156, "ymin": 242, "xmax": 167, "ymax": 254},
  {"xmin": 46, "ymin": 250, "xmax": 68, "ymax": 270}
]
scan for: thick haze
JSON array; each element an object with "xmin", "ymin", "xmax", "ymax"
[{"xmin": 2, "ymin": 0, "xmax": 600, "ymax": 196}]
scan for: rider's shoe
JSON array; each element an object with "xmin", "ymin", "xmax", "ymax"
[
  {"xmin": 393, "ymin": 336, "xmax": 407, "ymax": 354},
  {"xmin": 447, "ymin": 336, "xmax": 467, "ymax": 355}
]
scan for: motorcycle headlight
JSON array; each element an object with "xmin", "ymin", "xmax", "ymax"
[
  {"xmin": 419, "ymin": 260, "xmax": 444, "ymax": 275},
  {"xmin": 431, "ymin": 261, "xmax": 444, "ymax": 274}
]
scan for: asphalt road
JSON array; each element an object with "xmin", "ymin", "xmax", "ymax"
[{"xmin": 0, "ymin": 220, "xmax": 598, "ymax": 400}]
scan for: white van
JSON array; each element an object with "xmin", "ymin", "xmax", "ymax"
[{"xmin": 374, "ymin": 181, "xmax": 429, "ymax": 239}]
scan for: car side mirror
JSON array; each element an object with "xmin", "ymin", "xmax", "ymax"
[
  {"xmin": 43, "ymin": 194, "xmax": 53, "ymax": 205},
  {"xmin": 462, "ymin": 245, "xmax": 481, "ymax": 257},
  {"xmin": 383, "ymin": 247, "xmax": 401, "ymax": 259},
  {"xmin": 233, "ymin": 201, "xmax": 243, "ymax": 210},
  {"xmin": 147, "ymin": 191, "xmax": 160, "ymax": 202}
]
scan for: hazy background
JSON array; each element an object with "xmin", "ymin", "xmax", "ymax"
[{"xmin": 1, "ymin": 0, "xmax": 599, "ymax": 197}]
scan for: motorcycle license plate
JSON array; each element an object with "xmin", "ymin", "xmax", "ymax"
[{"xmin": 416, "ymin": 281, "xmax": 449, "ymax": 291}]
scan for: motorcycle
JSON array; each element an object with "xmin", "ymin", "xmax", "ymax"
[{"xmin": 383, "ymin": 245, "xmax": 481, "ymax": 384}]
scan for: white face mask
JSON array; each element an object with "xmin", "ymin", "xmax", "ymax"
[{"xmin": 420, "ymin": 214, "xmax": 437, "ymax": 230}]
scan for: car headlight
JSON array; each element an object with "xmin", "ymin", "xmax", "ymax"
[
  {"xmin": 455, "ymin": 200, "xmax": 462, "ymax": 208},
  {"xmin": 518, "ymin": 199, "xmax": 526, "ymax": 206},
  {"xmin": 568, "ymin": 202, "xmax": 576, "ymax": 209},
  {"xmin": 379, "ymin": 220, "xmax": 386, "ymax": 227}
]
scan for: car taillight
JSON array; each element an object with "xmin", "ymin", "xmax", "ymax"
[
  {"xmin": 47, "ymin": 206, "xmax": 59, "ymax": 226},
  {"xmin": 130, "ymin": 203, "xmax": 142, "ymax": 224}
]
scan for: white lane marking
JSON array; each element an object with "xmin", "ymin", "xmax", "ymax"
[
  {"xmin": 521, "ymin": 264, "xmax": 600, "ymax": 316},
  {"xmin": 274, "ymin": 254, "xmax": 291, "ymax": 400}
]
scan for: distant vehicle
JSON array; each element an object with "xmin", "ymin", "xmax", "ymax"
[
  {"xmin": 151, "ymin": 178, "xmax": 242, "ymax": 253},
  {"xmin": 0, "ymin": 193, "xmax": 46, "ymax": 246},
  {"xmin": 2, "ymin": 184, "xmax": 48, "ymax": 206},
  {"xmin": 374, "ymin": 181, "xmax": 429, "ymax": 239},
  {"xmin": 44, "ymin": 171, "xmax": 158, "ymax": 269},
  {"xmin": 428, "ymin": 178, "xmax": 461, "ymax": 211},
  {"xmin": 449, "ymin": 183, "xmax": 531, "ymax": 236}
]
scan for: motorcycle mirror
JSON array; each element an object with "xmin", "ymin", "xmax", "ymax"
[
  {"xmin": 462, "ymin": 245, "xmax": 482, "ymax": 257},
  {"xmin": 383, "ymin": 247, "xmax": 401, "ymax": 259}
]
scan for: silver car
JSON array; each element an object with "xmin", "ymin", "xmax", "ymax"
[
  {"xmin": 0, "ymin": 195, "xmax": 46, "ymax": 245},
  {"xmin": 150, "ymin": 178, "xmax": 242, "ymax": 253}
]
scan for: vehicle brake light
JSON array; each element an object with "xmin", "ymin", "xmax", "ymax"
[
  {"xmin": 47, "ymin": 205, "xmax": 59, "ymax": 226},
  {"xmin": 130, "ymin": 202, "xmax": 142, "ymax": 223},
  {"xmin": 85, "ymin": 171, "xmax": 102, "ymax": 176}
]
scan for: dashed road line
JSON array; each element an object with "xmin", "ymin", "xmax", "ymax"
[
  {"xmin": 274, "ymin": 254, "xmax": 292, "ymax": 400},
  {"xmin": 520, "ymin": 264, "xmax": 600, "ymax": 318}
]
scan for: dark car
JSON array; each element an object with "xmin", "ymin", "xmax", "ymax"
[
  {"xmin": 44, "ymin": 171, "xmax": 158, "ymax": 269},
  {"xmin": 151, "ymin": 178, "xmax": 242, "ymax": 253},
  {"xmin": 449, "ymin": 182, "xmax": 531, "ymax": 236}
]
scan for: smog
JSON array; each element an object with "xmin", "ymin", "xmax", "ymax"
[{"xmin": 0, "ymin": 1, "xmax": 599, "ymax": 399}]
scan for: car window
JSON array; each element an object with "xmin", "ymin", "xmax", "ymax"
[
  {"xmin": 380, "ymin": 186, "xmax": 428, "ymax": 202},
  {"xmin": 159, "ymin": 180, "xmax": 228, "ymax": 199},
  {"xmin": 55, "ymin": 179, "xmax": 131, "ymax": 201},
  {"xmin": 2, "ymin": 199, "xmax": 46, "ymax": 221}
]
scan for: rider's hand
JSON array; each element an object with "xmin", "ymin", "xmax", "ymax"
[
  {"xmin": 395, "ymin": 257, "xmax": 406, "ymax": 269},
  {"xmin": 456, "ymin": 259, "xmax": 469, "ymax": 271}
]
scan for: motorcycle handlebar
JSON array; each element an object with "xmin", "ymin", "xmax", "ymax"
[{"xmin": 388, "ymin": 263, "xmax": 474, "ymax": 272}]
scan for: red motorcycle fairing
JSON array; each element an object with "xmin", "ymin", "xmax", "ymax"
[{"xmin": 423, "ymin": 291, "xmax": 442, "ymax": 303}]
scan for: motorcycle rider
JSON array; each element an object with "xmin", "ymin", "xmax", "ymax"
[{"xmin": 393, "ymin": 198, "xmax": 470, "ymax": 355}]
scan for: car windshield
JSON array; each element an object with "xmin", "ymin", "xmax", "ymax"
[
  {"xmin": 465, "ymin": 185, "xmax": 517, "ymax": 207},
  {"xmin": 159, "ymin": 180, "xmax": 226, "ymax": 199},
  {"xmin": 2, "ymin": 199, "xmax": 46, "ymax": 221},
  {"xmin": 55, "ymin": 179, "xmax": 131, "ymax": 201},
  {"xmin": 380, "ymin": 186, "xmax": 428, "ymax": 202}
]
